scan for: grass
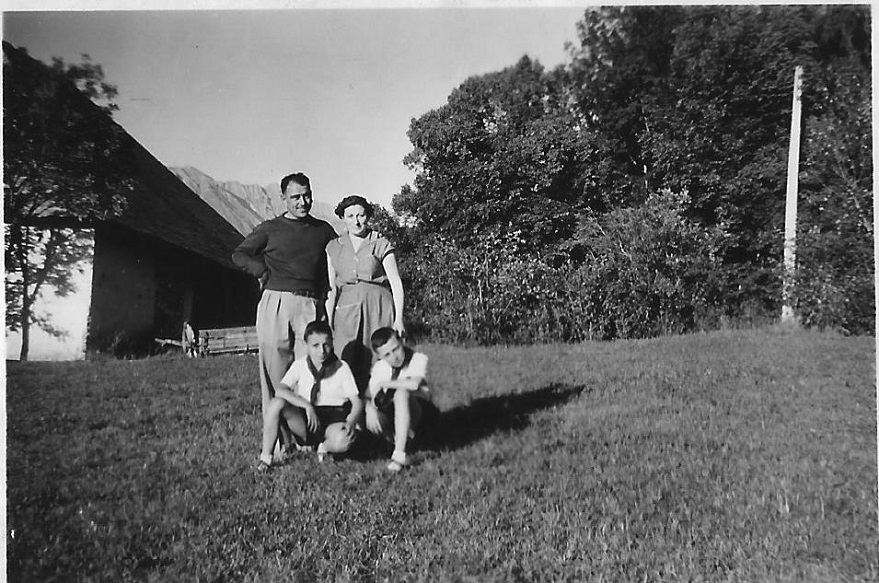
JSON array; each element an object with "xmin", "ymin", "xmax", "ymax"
[{"xmin": 6, "ymin": 327, "xmax": 877, "ymax": 582}]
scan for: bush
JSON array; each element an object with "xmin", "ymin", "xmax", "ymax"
[
  {"xmin": 401, "ymin": 190, "xmax": 729, "ymax": 344},
  {"xmin": 793, "ymin": 227, "xmax": 874, "ymax": 335},
  {"xmin": 394, "ymin": 186, "xmax": 872, "ymax": 344}
]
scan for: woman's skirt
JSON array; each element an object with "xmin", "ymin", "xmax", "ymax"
[{"xmin": 333, "ymin": 282, "xmax": 395, "ymax": 394}]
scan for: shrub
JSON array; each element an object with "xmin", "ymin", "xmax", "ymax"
[
  {"xmin": 401, "ymin": 190, "xmax": 729, "ymax": 343},
  {"xmin": 793, "ymin": 227, "xmax": 874, "ymax": 335}
]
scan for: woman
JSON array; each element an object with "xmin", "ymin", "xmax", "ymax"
[{"xmin": 325, "ymin": 195, "xmax": 405, "ymax": 394}]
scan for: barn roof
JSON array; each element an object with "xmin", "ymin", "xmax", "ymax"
[
  {"xmin": 118, "ymin": 139, "xmax": 244, "ymax": 271},
  {"xmin": 3, "ymin": 41, "xmax": 244, "ymax": 272}
]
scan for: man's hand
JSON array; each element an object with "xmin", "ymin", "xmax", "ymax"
[{"xmin": 258, "ymin": 271, "xmax": 270, "ymax": 291}]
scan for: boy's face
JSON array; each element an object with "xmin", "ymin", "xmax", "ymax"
[
  {"xmin": 306, "ymin": 332, "xmax": 333, "ymax": 366},
  {"xmin": 375, "ymin": 335, "xmax": 406, "ymax": 369}
]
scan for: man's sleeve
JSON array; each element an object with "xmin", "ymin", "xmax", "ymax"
[{"xmin": 232, "ymin": 223, "xmax": 269, "ymax": 277}]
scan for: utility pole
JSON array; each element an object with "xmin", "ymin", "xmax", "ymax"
[{"xmin": 781, "ymin": 66, "xmax": 803, "ymax": 325}]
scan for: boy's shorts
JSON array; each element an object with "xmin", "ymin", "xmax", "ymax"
[
  {"xmin": 373, "ymin": 389, "xmax": 397, "ymax": 415},
  {"xmin": 293, "ymin": 404, "xmax": 352, "ymax": 446},
  {"xmin": 374, "ymin": 389, "xmax": 433, "ymax": 425}
]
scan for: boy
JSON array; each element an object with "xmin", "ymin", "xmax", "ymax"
[
  {"xmin": 258, "ymin": 321, "xmax": 363, "ymax": 471},
  {"xmin": 364, "ymin": 327, "xmax": 432, "ymax": 472}
]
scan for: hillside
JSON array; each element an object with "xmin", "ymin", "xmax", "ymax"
[{"xmin": 170, "ymin": 166, "xmax": 345, "ymax": 235}]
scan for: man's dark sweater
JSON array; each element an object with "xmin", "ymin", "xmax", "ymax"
[{"xmin": 232, "ymin": 214, "xmax": 337, "ymax": 294}]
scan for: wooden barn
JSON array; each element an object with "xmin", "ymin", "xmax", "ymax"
[
  {"xmin": 4, "ymin": 41, "xmax": 260, "ymax": 358},
  {"xmin": 86, "ymin": 139, "xmax": 261, "ymax": 355}
]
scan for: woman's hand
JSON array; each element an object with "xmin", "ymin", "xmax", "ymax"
[{"xmin": 393, "ymin": 318, "xmax": 406, "ymax": 338}]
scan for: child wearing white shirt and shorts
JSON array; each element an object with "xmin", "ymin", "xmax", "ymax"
[
  {"xmin": 364, "ymin": 327, "xmax": 433, "ymax": 472},
  {"xmin": 257, "ymin": 321, "xmax": 363, "ymax": 471}
]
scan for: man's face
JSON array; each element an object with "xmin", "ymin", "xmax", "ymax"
[
  {"xmin": 375, "ymin": 335, "xmax": 406, "ymax": 369},
  {"xmin": 283, "ymin": 182, "xmax": 312, "ymax": 219},
  {"xmin": 306, "ymin": 332, "xmax": 333, "ymax": 366}
]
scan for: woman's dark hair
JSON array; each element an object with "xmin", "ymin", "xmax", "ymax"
[{"xmin": 334, "ymin": 195, "xmax": 373, "ymax": 219}]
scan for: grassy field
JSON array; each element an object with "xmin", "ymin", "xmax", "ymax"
[{"xmin": 6, "ymin": 327, "xmax": 877, "ymax": 582}]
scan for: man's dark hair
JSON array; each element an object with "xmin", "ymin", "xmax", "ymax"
[
  {"xmin": 281, "ymin": 172, "xmax": 311, "ymax": 194},
  {"xmin": 304, "ymin": 320, "xmax": 333, "ymax": 341},
  {"xmin": 370, "ymin": 326, "xmax": 399, "ymax": 351}
]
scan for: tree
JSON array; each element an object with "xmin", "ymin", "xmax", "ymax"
[
  {"xmin": 391, "ymin": 5, "xmax": 871, "ymax": 340},
  {"xmin": 3, "ymin": 42, "xmax": 137, "ymax": 359},
  {"xmin": 794, "ymin": 8, "xmax": 873, "ymax": 333},
  {"xmin": 395, "ymin": 56, "xmax": 596, "ymax": 251},
  {"xmin": 566, "ymin": 5, "xmax": 870, "ymax": 320},
  {"xmin": 566, "ymin": 6, "xmax": 685, "ymax": 208}
]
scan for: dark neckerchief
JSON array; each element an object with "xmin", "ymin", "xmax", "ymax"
[{"xmin": 307, "ymin": 353, "xmax": 338, "ymax": 404}]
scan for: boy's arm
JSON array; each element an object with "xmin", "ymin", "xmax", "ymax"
[
  {"xmin": 374, "ymin": 353, "xmax": 429, "ymax": 397},
  {"xmin": 345, "ymin": 395, "xmax": 364, "ymax": 429},
  {"xmin": 377, "ymin": 376, "xmax": 428, "ymax": 394},
  {"xmin": 274, "ymin": 384, "xmax": 313, "ymax": 410},
  {"xmin": 336, "ymin": 363, "xmax": 363, "ymax": 429}
]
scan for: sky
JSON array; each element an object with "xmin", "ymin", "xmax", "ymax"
[
  {"xmin": 2, "ymin": 3, "xmax": 587, "ymax": 359},
  {"xmin": 2, "ymin": 5, "xmax": 586, "ymax": 210}
]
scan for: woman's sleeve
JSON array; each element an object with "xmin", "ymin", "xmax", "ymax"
[{"xmin": 375, "ymin": 235, "xmax": 396, "ymax": 261}]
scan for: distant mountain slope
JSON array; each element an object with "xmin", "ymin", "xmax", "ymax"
[{"xmin": 170, "ymin": 166, "xmax": 345, "ymax": 235}]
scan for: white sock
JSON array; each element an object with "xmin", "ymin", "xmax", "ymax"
[
  {"xmin": 259, "ymin": 453, "xmax": 273, "ymax": 465},
  {"xmin": 391, "ymin": 450, "xmax": 407, "ymax": 464}
]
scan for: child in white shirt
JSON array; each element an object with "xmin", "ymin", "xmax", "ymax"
[
  {"xmin": 258, "ymin": 321, "xmax": 363, "ymax": 471},
  {"xmin": 364, "ymin": 327, "xmax": 432, "ymax": 472}
]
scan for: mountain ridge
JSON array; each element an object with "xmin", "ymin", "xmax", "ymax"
[{"xmin": 170, "ymin": 166, "xmax": 345, "ymax": 236}]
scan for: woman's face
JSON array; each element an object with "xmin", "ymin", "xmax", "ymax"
[{"xmin": 343, "ymin": 204, "xmax": 370, "ymax": 237}]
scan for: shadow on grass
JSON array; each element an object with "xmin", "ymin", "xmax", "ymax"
[
  {"xmin": 349, "ymin": 383, "xmax": 585, "ymax": 461},
  {"xmin": 426, "ymin": 383, "xmax": 586, "ymax": 452}
]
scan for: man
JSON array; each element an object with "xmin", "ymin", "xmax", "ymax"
[{"xmin": 232, "ymin": 172, "xmax": 337, "ymax": 456}]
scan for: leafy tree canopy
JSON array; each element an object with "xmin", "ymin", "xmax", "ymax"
[
  {"xmin": 391, "ymin": 5, "xmax": 871, "ymax": 337},
  {"xmin": 395, "ymin": 56, "xmax": 601, "ymax": 250}
]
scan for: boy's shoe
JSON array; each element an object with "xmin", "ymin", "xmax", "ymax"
[
  {"xmin": 387, "ymin": 450, "xmax": 408, "ymax": 472},
  {"xmin": 316, "ymin": 443, "xmax": 332, "ymax": 463},
  {"xmin": 257, "ymin": 453, "xmax": 273, "ymax": 473}
]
